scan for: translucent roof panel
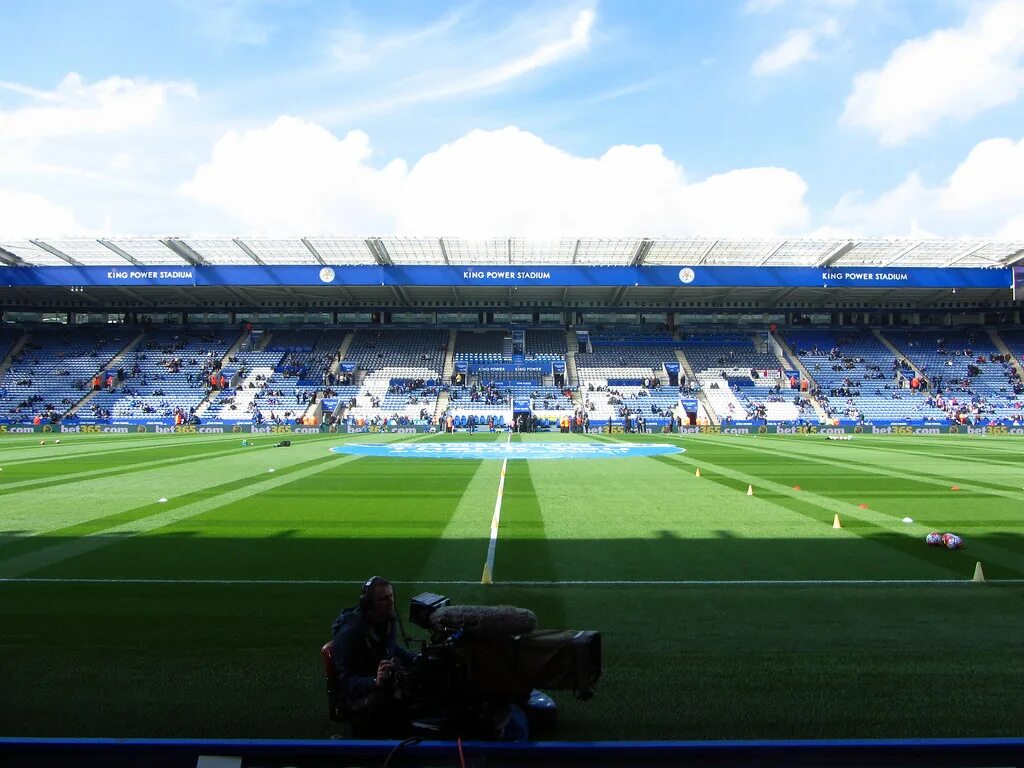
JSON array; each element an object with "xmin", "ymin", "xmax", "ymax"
[
  {"xmin": 0, "ymin": 240, "xmax": 69, "ymax": 265},
  {"xmin": 442, "ymin": 239, "xmax": 508, "ymax": 264},
  {"xmin": 3, "ymin": 237, "xmax": 1020, "ymax": 269},
  {"xmin": 975, "ymin": 241, "xmax": 1024, "ymax": 265},
  {"xmin": 106, "ymin": 239, "xmax": 189, "ymax": 265},
  {"xmin": 703, "ymin": 240, "xmax": 777, "ymax": 265},
  {"xmin": 240, "ymin": 239, "xmax": 320, "ymax": 264},
  {"xmin": 511, "ymin": 239, "xmax": 577, "ymax": 264},
  {"xmin": 183, "ymin": 239, "xmax": 256, "ymax": 265},
  {"xmin": 887, "ymin": 240, "xmax": 967, "ymax": 266},
  {"xmin": 978, "ymin": 243, "xmax": 1024, "ymax": 268},
  {"xmin": 382, "ymin": 237, "xmax": 446, "ymax": 264},
  {"xmin": 766, "ymin": 240, "xmax": 843, "ymax": 266},
  {"xmin": 833, "ymin": 240, "xmax": 920, "ymax": 266},
  {"xmin": 643, "ymin": 238, "xmax": 716, "ymax": 265},
  {"xmin": 40, "ymin": 239, "xmax": 133, "ymax": 265},
  {"xmin": 575, "ymin": 239, "xmax": 642, "ymax": 265},
  {"xmin": 306, "ymin": 238, "xmax": 376, "ymax": 264}
]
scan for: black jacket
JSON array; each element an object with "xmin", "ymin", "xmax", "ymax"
[{"xmin": 331, "ymin": 606, "xmax": 414, "ymax": 703}]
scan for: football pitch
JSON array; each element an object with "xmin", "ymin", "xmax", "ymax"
[{"xmin": 1, "ymin": 431, "xmax": 1022, "ymax": 740}]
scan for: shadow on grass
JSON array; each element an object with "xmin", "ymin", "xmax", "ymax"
[
  {"xmin": 1, "ymin": 530, "xmax": 1023, "ymax": 584},
  {"xmin": 1, "ymin": 559, "xmax": 1023, "ymax": 742}
]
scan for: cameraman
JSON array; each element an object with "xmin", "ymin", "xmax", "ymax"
[{"xmin": 331, "ymin": 577, "xmax": 415, "ymax": 736}]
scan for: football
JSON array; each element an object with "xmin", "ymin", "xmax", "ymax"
[
  {"xmin": 925, "ymin": 532, "xmax": 944, "ymax": 546},
  {"xmin": 942, "ymin": 533, "xmax": 964, "ymax": 550}
]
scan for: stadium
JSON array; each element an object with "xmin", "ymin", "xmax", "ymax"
[
  {"xmin": 2, "ymin": 235, "xmax": 1024, "ymax": 766},
  {"xmin": 8, "ymin": 0, "xmax": 1024, "ymax": 762}
]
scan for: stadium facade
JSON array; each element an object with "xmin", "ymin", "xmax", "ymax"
[{"xmin": 3, "ymin": 236, "xmax": 1024, "ymax": 435}]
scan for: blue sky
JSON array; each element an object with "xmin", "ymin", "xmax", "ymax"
[{"xmin": 2, "ymin": 0, "xmax": 1024, "ymax": 239}]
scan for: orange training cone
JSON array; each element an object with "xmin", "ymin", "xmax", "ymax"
[
  {"xmin": 951, "ymin": 485, "xmax": 961, "ymax": 491},
  {"xmin": 858, "ymin": 503, "xmax": 869, "ymax": 509},
  {"xmin": 792, "ymin": 485, "xmax": 801, "ymax": 491},
  {"xmin": 832, "ymin": 514, "xmax": 842, "ymax": 529}
]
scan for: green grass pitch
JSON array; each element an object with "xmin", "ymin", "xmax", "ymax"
[{"xmin": 1, "ymin": 431, "xmax": 1022, "ymax": 740}]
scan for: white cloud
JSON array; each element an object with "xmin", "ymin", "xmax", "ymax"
[
  {"xmin": 752, "ymin": 18, "xmax": 840, "ymax": 76},
  {"xmin": 0, "ymin": 72, "xmax": 200, "ymax": 234},
  {"xmin": 179, "ymin": 117, "xmax": 403, "ymax": 234},
  {"xmin": 180, "ymin": 118, "xmax": 810, "ymax": 237},
  {"xmin": 828, "ymin": 134, "xmax": 1024, "ymax": 237},
  {"xmin": 0, "ymin": 189, "xmax": 90, "ymax": 239},
  {"xmin": 313, "ymin": 6, "xmax": 596, "ymax": 121},
  {"xmin": 744, "ymin": 0, "xmax": 788, "ymax": 13},
  {"xmin": 998, "ymin": 213, "xmax": 1024, "ymax": 238},
  {"xmin": 0, "ymin": 73, "xmax": 197, "ymax": 140},
  {"xmin": 829, "ymin": 173, "xmax": 940, "ymax": 237},
  {"xmin": 744, "ymin": 0, "xmax": 855, "ymax": 15},
  {"xmin": 174, "ymin": 0, "xmax": 273, "ymax": 47},
  {"xmin": 378, "ymin": 7, "xmax": 595, "ymax": 108},
  {"xmin": 842, "ymin": 0, "xmax": 1024, "ymax": 145},
  {"xmin": 753, "ymin": 29, "xmax": 817, "ymax": 76},
  {"xmin": 457, "ymin": 7, "xmax": 595, "ymax": 92},
  {"xmin": 331, "ymin": 9, "xmax": 464, "ymax": 71},
  {"xmin": 939, "ymin": 136, "xmax": 1024, "ymax": 215}
]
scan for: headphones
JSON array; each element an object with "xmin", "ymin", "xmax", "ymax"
[{"xmin": 359, "ymin": 576, "xmax": 392, "ymax": 612}]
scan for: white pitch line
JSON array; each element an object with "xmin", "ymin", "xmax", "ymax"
[
  {"xmin": 2, "ymin": 577, "xmax": 1022, "ymax": 586},
  {"xmin": 481, "ymin": 430, "xmax": 512, "ymax": 583}
]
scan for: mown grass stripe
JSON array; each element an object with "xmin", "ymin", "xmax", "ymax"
[
  {"xmin": 838, "ymin": 437, "xmax": 1024, "ymax": 468},
  {"xmin": 0, "ymin": 440, "xmax": 282, "ymax": 496},
  {"xmin": 0, "ymin": 453, "xmax": 367, "ymax": 578},
  {"xmin": 0, "ymin": 452, "xmax": 342, "ymax": 560},
  {"xmin": 496, "ymin": 439, "xmax": 567, "ymax": 625},
  {"xmin": 755, "ymin": 436, "xmax": 1024, "ymax": 495},
  {"xmin": 417, "ymin": 433, "xmax": 503, "ymax": 581},
  {"xmin": 649, "ymin": 454, "xmax": 975, "ymax": 580},
  {"xmin": 0, "ymin": 434, "xmax": 247, "ymax": 466},
  {"xmin": 0, "ymin": 431, "xmax": 364, "ymax": 464},
  {"xmin": 0, "ymin": 434, "xmax": 350, "ymax": 537},
  {"xmin": 690, "ymin": 436, "xmax": 1024, "ymax": 571},
  {"xmin": 675, "ymin": 433, "xmax": 1024, "ymax": 499},
  {"xmin": 0, "ymin": 432, "xmax": 441, "ymax": 579},
  {"xmin": 482, "ymin": 430, "xmax": 511, "ymax": 583},
  {"xmin": 642, "ymin": 443, "xmax": 1024, "ymax": 578}
]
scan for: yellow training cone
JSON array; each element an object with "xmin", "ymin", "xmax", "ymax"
[
  {"xmin": 695, "ymin": 468, "xmax": 701, "ymax": 477},
  {"xmin": 481, "ymin": 563, "xmax": 493, "ymax": 585},
  {"xmin": 973, "ymin": 561, "xmax": 985, "ymax": 583},
  {"xmin": 832, "ymin": 514, "xmax": 842, "ymax": 529},
  {"xmin": 746, "ymin": 484, "xmax": 753, "ymax": 496}
]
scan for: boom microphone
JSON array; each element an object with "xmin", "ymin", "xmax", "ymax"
[{"xmin": 431, "ymin": 605, "xmax": 537, "ymax": 638}]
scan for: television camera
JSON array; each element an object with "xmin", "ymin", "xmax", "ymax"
[{"xmin": 323, "ymin": 592, "xmax": 601, "ymax": 739}]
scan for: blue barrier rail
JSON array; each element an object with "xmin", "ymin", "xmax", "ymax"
[{"xmin": 1, "ymin": 736, "xmax": 1022, "ymax": 768}]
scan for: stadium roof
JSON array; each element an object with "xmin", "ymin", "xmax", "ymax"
[
  {"xmin": 2, "ymin": 237, "xmax": 1021, "ymax": 313},
  {"xmin": 2, "ymin": 236, "xmax": 1023, "ymax": 269}
]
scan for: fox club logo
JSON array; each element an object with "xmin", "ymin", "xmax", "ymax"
[
  {"xmin": 318, "ymin": 267, "xmax": 336, "ymax": 283},
  {"xmin": 678, "ymin": 267, "xmax": 696, "ymax": 284}
]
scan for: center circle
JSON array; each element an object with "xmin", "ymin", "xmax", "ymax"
[{"xmin": 329, "ymin": 442, "xmax": 685, "ymax": 460}]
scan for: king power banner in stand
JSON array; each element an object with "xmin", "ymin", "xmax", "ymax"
[{"xmin": 1, "ymin": 265, "xmax": 1012, "ymax": 289}]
